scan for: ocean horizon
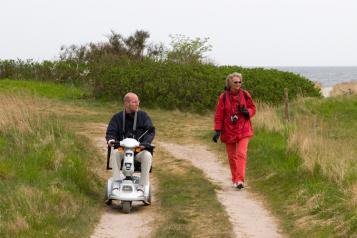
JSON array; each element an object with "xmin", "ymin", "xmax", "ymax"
[{"xmin": 264, "ymin": 66, "xmax": 357, "ymax": 88}]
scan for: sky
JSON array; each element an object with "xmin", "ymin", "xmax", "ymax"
[{"xmin": 1, "ymin": 0, "xmax": 356, "ymax": 66}]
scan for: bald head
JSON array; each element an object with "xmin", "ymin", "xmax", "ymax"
[{"xmin": 124, "ymin": 92, "xmax": 140, "ymax": 113}]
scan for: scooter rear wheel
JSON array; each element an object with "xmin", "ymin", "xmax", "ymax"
[
  {"xmin": 122, "ymin": 201, "xmax": 132, "ymax": 213},
  {"xmin": 104, "ymin": 186, "xmax": 112, "ymax": 205}
]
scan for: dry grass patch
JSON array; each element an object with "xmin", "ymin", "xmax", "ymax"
[
  {"xmin": 0, "ymin": 94, "xmax": 43, "ymax": 134},
  {"xmin": 148, "ymin": 109, "xmax": 212, "ymax": 144},
  {"xmin": 6, "ymin": 214, "xmax": 29, "ymax": 234},
  {"xmin": 350, "ymin": 183, "xmax": 357, "ymax": 207},
  {"xmin": 12, "ymin": 186, "xmax": 50, "ymax": 220},
  {"xmin": 253, "ymin": 102, "xmax": 284, "ymax": 133},
  {"xmin": 288, "ymin": 190, "xmax": 342, "ymax": 234},
  {"xmin": 288, "ymin": 115, "xmax": 354, "ymax": 183},
  {"xmin": 331, "ymin": 81, "xmax": 357, "ymax": 96},
  {"xmin": 155, "ymin": 147, "xmax": 187, "ymax": 176}
]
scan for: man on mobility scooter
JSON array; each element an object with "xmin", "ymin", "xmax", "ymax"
[{"xmin": 105, "ymin": 92, "xmax": 155, "ymax": 213}]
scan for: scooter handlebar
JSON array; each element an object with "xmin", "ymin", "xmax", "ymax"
[
  {"xmin": 140, "ymin": 143, "xmax": 155, "ymax": 150},
  {"xmin": 109, "ymin": 140, "xmax": 154, "ymax": 149},
  {"xmin": 110, "ymin": 141, "xmax": 121, "ymax": 147}
]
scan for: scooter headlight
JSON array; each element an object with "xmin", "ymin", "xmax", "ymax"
[{"xmin": 122, "ymin": 185, "xmax": 133, "ymax": 192}]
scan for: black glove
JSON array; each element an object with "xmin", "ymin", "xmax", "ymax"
[
  {"xmin": 240, "ymin": 105, "xmax": 250, "ymax": 119},
  {"xmin": 212, "ymin": 130, "xmax": 221, "ymax": 143}
]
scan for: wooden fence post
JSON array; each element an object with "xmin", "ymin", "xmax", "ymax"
[{"xmin": 284, "ymin": 88, "xmax": 289, "ymax": 121}]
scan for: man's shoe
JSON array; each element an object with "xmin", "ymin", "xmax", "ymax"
[{"xmin": 137, "ymin": 185, "xmax": 144, "ymax": 195}]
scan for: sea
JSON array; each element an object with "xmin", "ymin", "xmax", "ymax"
[{"xmin": 267, "ymin": 66, "xmax": 357, "ymax": 96}]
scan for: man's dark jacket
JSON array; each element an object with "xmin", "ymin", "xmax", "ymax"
[{"xmin": 106, "ymin": 110, "xmax": 155, "ymax": 144}]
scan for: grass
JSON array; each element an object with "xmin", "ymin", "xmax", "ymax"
[
  {"xmin": 287, "ymin": 96, "xmax": 357, "ymax": 184},
  {"xmin": 247, "ymin": 129, "xmax": 352, "ymax": 237},
  {"xmin": 3, "ymin": 79, "xmax": 357, "ymax": 237},
  {"xmin": 152, "ymin": 148, "xmax": 233, "ymax": 238},
  {"xmin": 331, "ymin": 81, "xmax": 357, "ymax": 96},
  {"xmin": 0, "ymin": 94, "xmax": 102, "ymax": 238},
  {"xmin": 149, "ymin": 96, "xmax": 357, "ymax": 237},
  {"xmin": 0, "ymin": 79, "xmax": 233, "ymax": 237},
  {"xmin": 0, "ymin": 78, "xmax": 88, "ymax": 100},
  {"xmin": 246, "ymin": 97, "xmax": 357, "ymax": 237}
]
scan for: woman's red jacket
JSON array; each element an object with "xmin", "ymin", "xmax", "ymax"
[{"xmin": 214, "ymin": 89, "xmax": 256, "ymax": 143}]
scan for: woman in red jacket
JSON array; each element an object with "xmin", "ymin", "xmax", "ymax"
[{"xmin": 212, "ymin": 72, "xmax": 256, "ymax": 189}]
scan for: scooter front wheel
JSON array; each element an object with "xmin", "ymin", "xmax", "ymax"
[
  {"xmin": 122, "ymin": 201, "xmax": 132, "ymax": 213},
  {"xmin": 105, "ymin": 199, "xmax": 112, "ymax": 206}
]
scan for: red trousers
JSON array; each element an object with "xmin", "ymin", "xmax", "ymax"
[{"xmin": 225, "ymin": 137, "xmax": 249, "ymax": 183}]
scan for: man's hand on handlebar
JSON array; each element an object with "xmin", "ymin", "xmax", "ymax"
[{"xmin": 107, "ymin": 139, "xmax": 115, "ymax": 147}]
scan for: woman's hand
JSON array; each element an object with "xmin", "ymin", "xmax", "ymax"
[
  {"xmin": 240, "ymin": 105, "xmax": 250, "ymax": 119},
  {"xmin": 212, "ymin": 130, "xmax": 221, "ymax": 143}
]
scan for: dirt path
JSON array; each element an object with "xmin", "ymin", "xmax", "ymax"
[
  {"xmin": 80, "ymin": 123, "xmax": 157, "ymax": 238},
  {"xmin": 83, "ymin": 122, "xmax": 281, "ymax": 237},
  {"xmin": 158, "ymin": 142, "xmax": 282, "ymax": 238}
]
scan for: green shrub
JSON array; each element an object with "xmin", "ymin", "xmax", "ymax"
[
  {"xmin": 0, "ymin": 56, "xmax": 320, "ymax": 111},
  {"xmin": 92, "ymin": 60, "xmax": 320, "ymax": 110}
]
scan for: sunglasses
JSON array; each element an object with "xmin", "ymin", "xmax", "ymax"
[{"xmin": 233, "ymin": 81, "xmax": 242, "ymax": 84}]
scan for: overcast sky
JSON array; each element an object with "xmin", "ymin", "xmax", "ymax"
[{"xmin": 1, "ymin": 0, "xmax": 356, "ymax": 66}]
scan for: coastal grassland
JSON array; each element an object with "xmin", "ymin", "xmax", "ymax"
[
  {"xmin": 4, "ymin": 79, "xmax": 356, "ymax": 236},
  {"xmin": 0, "ymin": 93, "xmax": 102, "ymax": 238},
  {"xmin": 288, "ymin": 95, "xmax": 357, "ymax": 184},
  {"xmin": 248, "ymin": 96, "xmax": 357, "ymax": 237},
  {"xmin": 148, "ymin": 97, "xmax": 357, "ymax": 237},
  {"xmin": 0, "ymin": 80, "xmax": 234, "ymax": 237}
]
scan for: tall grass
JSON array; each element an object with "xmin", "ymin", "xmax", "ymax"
[
  {"xmin": 250, "ymin": 98, "xmax": 357, "ymax": 185},
  {"xmin": 252, "ymin": 102, "xmax": 285, "ymax": 133},
  {"xmin": 287, "ymin": 114, "xmax": 354, "ymax": 183},
  {"xmin": 0, "ymin": 94, "xmax": 102, "ymax": 238},
  {"xmin": 241, "ymin": 96, "xmax": 357, "ymax": 236},
  {"xmin": 287, "ymin": 96, "xmax": 357, "ymax": 184},
  {"xmin": 331, "ymin": 80, "xmax": 357, "ymax": 96}
]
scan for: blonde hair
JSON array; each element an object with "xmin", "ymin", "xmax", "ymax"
[{"xmin": 225, "ymin": 72, "xmax": 243, "ymax": 90}]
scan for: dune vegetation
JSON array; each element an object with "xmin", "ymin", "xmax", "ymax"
[
  {"xmin": 0, "ymin": 80, "xmax": 235, "ymax": 237},
  {"xmin": 250, "ymin": 96, "xmax": 357, "ymax": 237},
  {"xmin": 1, "ymin": 30, "xmax": 355, "ymax": 237},
  {"xmin": 331, "ymin": 80, "xmax": 357, "ymax": 97},
  {"xmin": 0, "ymin": 93, "xmax": 102, "ymax": 238}
]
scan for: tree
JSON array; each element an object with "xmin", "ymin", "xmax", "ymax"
[
  {"xmin": 167, "ymin": 34, "xmax": 212, "ymax": 64},
  {"xmin": 147, "ymin": 42, "xmax": 167, "ymax": 62},
  {"xmin": 124, "ymin": 30, "xmax": 150, "ymax": 58}
]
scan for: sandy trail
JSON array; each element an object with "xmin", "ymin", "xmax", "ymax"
[
  {"xmin": 83, "ymin": 124, "xmax": 157, "ymax": 238},
  {"xmin": 85, "ymin": 122, "xmax": 281, "ymax": 237},
  {"xmin": 158, "ymin": 142, "xmax": 282, "ymax": 238}
]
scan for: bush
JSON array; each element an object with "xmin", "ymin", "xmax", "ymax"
[
  {"xmin": 91, "ymin": 60, "xmax": 320, "ymax": 110},
  {"xmin": 0, "ymin": 58, "xmax": 321, "ymax": 111}
]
